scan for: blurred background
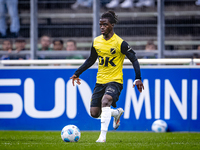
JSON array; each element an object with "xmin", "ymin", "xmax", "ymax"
[{"xmin": 0, "ymin": 0, "xmax": 200, "ymax": 60}]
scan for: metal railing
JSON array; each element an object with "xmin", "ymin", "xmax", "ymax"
[
  {"xmin": 1, "ymin": 50, "xmax": 200, "ymax": 59},
  {"xmin": 1, "ymin": 58, "xmax": 200, "ymax": 66}
]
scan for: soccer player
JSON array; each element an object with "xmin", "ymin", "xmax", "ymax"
[{"xmin": 70, "ymin": 10, "xmax": 144, "ymax": 143}]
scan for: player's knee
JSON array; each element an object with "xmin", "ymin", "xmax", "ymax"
[
  {"xmin": 102, "ymin": 101, "xmax": 109, "ymax": 107},
  {"xmin": 90, "ymin": 111, "xmax": 100, "ymax": 118},
  {"xmin": 90, "ymin": 108, "xmax": 101, "ymax": 118},
  {"xmin": 102, "ymin": 95, "xmax": 113, "ymax": 107}
]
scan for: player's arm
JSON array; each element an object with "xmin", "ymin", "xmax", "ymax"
[
  {"xmin": 70, "ymin": 43, "xmax": 98, "ymax": 86},
  {"xmin": 121, "ymin": 41, "xmax": 144, "ymax": 92}
]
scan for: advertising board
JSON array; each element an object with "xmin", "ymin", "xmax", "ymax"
[{"xmin": 0, "ymin": 67, "xmax": 199, "ymax": 131}]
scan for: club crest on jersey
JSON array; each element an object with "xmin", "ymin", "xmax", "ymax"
[{"xmin": 110, "ymin": 48, "xmax": 116, "ymax": 54}]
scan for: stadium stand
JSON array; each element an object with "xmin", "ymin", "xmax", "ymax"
[{"xmin": 0, "ymin": 0, "xmax": 199, "ymax": 58}]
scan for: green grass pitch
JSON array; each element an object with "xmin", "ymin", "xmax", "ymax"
[{"xmin": 0, "ymin": 131, "xmax": 200, "ymax": 150}]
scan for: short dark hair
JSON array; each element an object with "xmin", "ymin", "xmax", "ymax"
[
  {"xmin": 15, "ymin": 38, "xmax": 26, "ymax": 43},
  {"xmin": 53, "ymin": 39, "xmax": 63, "ymax": 45},
  {"xmin": 67, "ymin": 39, "xmax": 76, "ymax": 46},
  {"xmin": 101, "ymin": 10, "xmax": 118, "ymax": 24}
]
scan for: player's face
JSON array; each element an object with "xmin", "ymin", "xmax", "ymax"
[{"xmin": 99, "ymin": 18, "xmax": 113, "ymax": 36}]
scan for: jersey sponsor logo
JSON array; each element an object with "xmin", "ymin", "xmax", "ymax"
[
  {"xmin": 110, "ymin": 48, "xmax": 116, "ymax": 54},
  {"xmin": 99, "ymin": 56, "xmax": 116, "ymax": 67}
]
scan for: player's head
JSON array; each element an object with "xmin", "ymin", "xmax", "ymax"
[
  {"xmin": 100, "ymin": 10, "xmax": 118, "ymax": 36},
  {"xmin": 100, "ymin": 10, "xmax": 118, "ymax": 25}
]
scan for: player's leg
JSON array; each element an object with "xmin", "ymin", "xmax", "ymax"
[
  {"xmin": 91, "ymin": 82, "xmax": 124, "ymax": 142},
  {"xmin": 96, "ymin": 94, "xmax": 113, "ymax": 142},
  {"xmin": 106, "ymin": 82, "xmax": 124, "ymax": 130},
  {"xmin": 89, "ymin": 83, "xmax": 109, "ymax": 142},
  {"xmin": 90, "ymin": 83, "xmax": 112, "ymax": 142},
  {"xmin": 90, "ymin": 83, "xmax": 104, "ymax": 118}
]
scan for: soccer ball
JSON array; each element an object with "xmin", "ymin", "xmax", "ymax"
[
  {"xmin": 61, "ymin": 125, "xmax": 81, "ymax": 142},
  {"xmin": 151, "ymin": 119, "xmax": 168, "ymax": 132}
]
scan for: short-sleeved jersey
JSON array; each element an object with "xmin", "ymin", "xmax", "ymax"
[{"xmin": 93, "ymin": 33, "xmax": 125, "ymax": 84}]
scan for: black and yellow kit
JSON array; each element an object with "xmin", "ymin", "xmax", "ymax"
[
  {"xmin": 74, "ymin": 33, "xmax": 141, "ymax": 107},
  {"xmin": 74, "ymin": 33, "xmax": 141, "ymax": 83}
]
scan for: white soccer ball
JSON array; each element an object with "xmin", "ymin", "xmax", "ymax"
[
  {"xmin": 61, "ymin": 125, "xmax": 81, "ymax": 142},
  {"xmin": 151, "ymin": 119, "xmax": 168, "ymax": 132}
]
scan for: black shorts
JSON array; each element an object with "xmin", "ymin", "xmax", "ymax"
[{"xmin": 91, "ymin": 82, "xmax": 123, "ymax": 108}]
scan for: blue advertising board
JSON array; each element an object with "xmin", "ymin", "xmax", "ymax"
[{"xmin": 0, "ymin": 67, "xmax": 199, "ymax": 131}]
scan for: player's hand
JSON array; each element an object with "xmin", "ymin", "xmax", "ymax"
[
  {"xmin": 70, "ymin": 74, "xmax": 81, "ymax": 86},
  {"xmin": 133, "ymin": 79, "xmax": 144, "ymax": 93}
]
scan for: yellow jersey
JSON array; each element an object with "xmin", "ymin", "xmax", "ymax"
[{"xmin": 93, "ymin": 33, "xmax": 125, "ymax": 84}]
